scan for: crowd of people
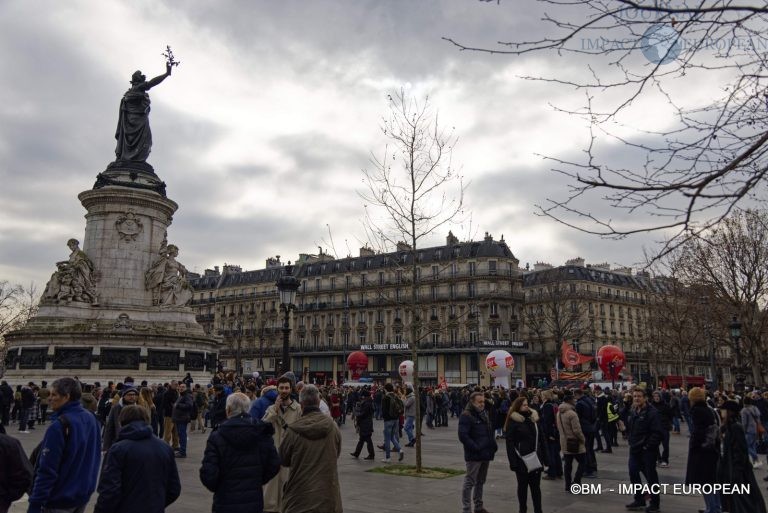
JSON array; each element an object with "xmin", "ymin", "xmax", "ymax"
[{"xmin": 1, "ymin": 373, "xmax": 768, "ymax": 513}]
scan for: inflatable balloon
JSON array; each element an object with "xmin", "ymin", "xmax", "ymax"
[
  {"xmin": 398, "ymin": 360, "xmax": 414, "ymax": 385},
  {"xmin": 597, "ymin": 345, "xmax": 626, "ymax": 380},
  {"xmin": 485, "ymin": 350, "xmax": 514, "ymax": 388},
  {"xmin": 346, "ymin": 351, "xmax": 369, "ymax": 380},
  {"xmin": 252, "ymin": 371, "xmax": 260, "ymax": 379}
]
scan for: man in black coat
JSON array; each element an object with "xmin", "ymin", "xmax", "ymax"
[
  {"xmin": 350, "ymin": 390, "xmax": 375, "ymax": 459},
  {"xmin": 626, "ymin": 388, "xmax": 664, "ymax": 513},
  {"xmin": 161, "ymin": 381, "xmax": 179, "ymax": 451},
  {"xmin": 95, "ymin": 405, "xmax": 180, "ymax": 513},
  {"xmin": 574, "ymin": 389, "xmax": 598, "ymax": 477},
  {"xmin": 200, "ymin": 392, "xmax": 280, "ymax": 513},
  {"xmin": 650, "ymin": 391, "xmax": 672, "ymax": 467},
  {"xmin": 102, "ymin": 386, "xmax": 139, "ymax": 452},
  {"xmin": 458, "ymin": 391, "xmax": 497, "ymax": 513},
  {"xmin": 540, "ymin": 390, "xmax": 562, "ymax": 479},
  {"xmin": 0, "ymin": 424, "xmax": 33, "ymax": 513},
  {"xmin": 0, "ymin": 381, "xmax": 13, "ymax": 427}
]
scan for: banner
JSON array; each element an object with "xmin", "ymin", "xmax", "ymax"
[
  {"xmin": 560, "ymin": 341, "xmax": 594, "ymax": 369},
  {"xmin": 557, "ymin": 371, "xmax": 592, "ymax": 381}
]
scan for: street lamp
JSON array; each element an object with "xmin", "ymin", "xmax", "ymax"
[
  {"xmin": 235, "ymin": 317, "xmax": 243, "ymax": 377},
  {"xmin": 276, "ymin": 262, "xmax": 300, "ymax": 375},
  {"xmin": 729, "ymin": 315, "xmax": 744, "ymax": 394}
]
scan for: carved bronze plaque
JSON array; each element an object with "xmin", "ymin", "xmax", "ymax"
[
  {"xmin": 53, "ymin": 348, "xmax": 92, "ymax": 369},
  {"xmin": 147, "ymin": 349, "xmax": 180, "ymax": 371},
  {"xmin": 100, "ymin": 349, "xmax": 141, "ymax": 370}
]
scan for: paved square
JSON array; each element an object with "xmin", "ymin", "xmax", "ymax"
[{"xmin": 8, "ymin": 417, "xmax": 757, "ymax": 512}]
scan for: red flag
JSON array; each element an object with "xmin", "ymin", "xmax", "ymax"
[{"xmin": 560, "ymin": 341, "xmax": 594, "ymax": 370}]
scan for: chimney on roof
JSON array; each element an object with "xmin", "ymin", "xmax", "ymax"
[
  {"xmin": 533, "ymin": 262, "xmax": 553, "ymax": 272},
  {"xmin": 592, "ymin": 262, "xmax": 610, "ymax": 271},
  {"xmin": 396, "ymin": 241, "xmax": 412, "ymax": 252},
  {"xmin": 222, "ymin": 264, "xmax": 242, "ymax": 274},
  {"xmin": 446, "ymin": 231, "xmax": 459, "ymax": 245},
  {"xmin": 265, "ymin": 256, "xmax": 282, "ymax": 269},
  {"xmin": 614, "ymin": 266, "xmax": 633, "ymax": 275},
  {"xmin": 484, "ymin": 232, "xmax": 493, "ymax": 242},
  {"xmin": 359, "ymin": 246, "xmax": 375, "ymax": 257},
  {"xmin": 565, "ymin": 257, "xmax": 585, "ymax": 267}
]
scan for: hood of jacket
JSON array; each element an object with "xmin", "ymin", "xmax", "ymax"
[
  {"xmin": 117, "ymin": 420, "xmax": 153, "ymax": 441},
  {"xmin": 219, "ymin": 415, "xmax": 275, "ymax": 448},
  {"xmin": 509, "ymin": 409, "xmax": 540, "ymax": 424},
  {"xmin": 287, "ymin": 409, "xmax": 337, "ymax": 440},
  {"xmin": 558, "ymin": 402, "xmax": 576, "ymax": 414},
  {"xmin": 262, "ymin": 388, "xmax": 278, "ymax": 402}
]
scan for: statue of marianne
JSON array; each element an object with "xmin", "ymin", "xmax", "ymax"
[{"xmin": 114, "ymin": 63, "xmax": 172, "ymax": 163}]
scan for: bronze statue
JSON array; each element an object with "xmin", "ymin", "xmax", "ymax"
[{"xmin": 114, "ymin": 63, "xmax": 172, "ymax": 163}]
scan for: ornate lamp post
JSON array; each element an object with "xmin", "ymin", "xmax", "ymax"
[
  {"xmin": 276, "ymin": 262, "xmax": 300, "ymax": 375},
  {"xmin": 729, "ymin": 315, "xmax": 744, "ymax": 394}
]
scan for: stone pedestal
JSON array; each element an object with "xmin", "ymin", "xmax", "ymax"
[{"xmin": 3, "ymin": 166, "xmax": 221, "ymax": 384}]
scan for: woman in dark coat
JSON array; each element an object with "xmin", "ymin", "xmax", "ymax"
[
  {"xmin": 505, "ymin": 396, "xmax": 544, "ymax": 513},
  {"xmin": 685, "ymin": 387, "xmax": 720, "ymax": 513},
  {"xmin": 717, "ymin": 400, "xmax": 766, "ymax": 513},
  {"xmin": 350, "ymin": 390, "xmax": 375, "ymax": 459}
]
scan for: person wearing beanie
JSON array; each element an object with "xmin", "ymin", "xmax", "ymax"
[
  {"xmin": 102, "ymin": 387, "xmax": 138, "ymax": 452},
  {"xmin": 685, "ymin": 387, "xmax": 721, "ymax": 513}
]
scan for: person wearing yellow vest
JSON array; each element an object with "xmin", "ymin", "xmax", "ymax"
[{"xmin": 602, "ymin": 389, "xmax": 620, "ymax": 453}]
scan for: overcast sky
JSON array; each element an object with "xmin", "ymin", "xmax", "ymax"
[{"xmin": 1, "ymin": 0, "xmax": 704, "ymax": 287}]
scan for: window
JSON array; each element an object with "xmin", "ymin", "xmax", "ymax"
[
  {"xmin": 360, "ymin": 274, "xmax": 366, "ymax": 286},
  {"xmin": 431, "ymin": 332, "xmax": 439, "ymax": 344},
  {"xmin": 469, "ymin": 330, "xmax": 479, "ymax": 343},
  {"xmin": 431, "ymin": 285, "xmax": 438, "ymax": 300},
  {"xmin": 610, "ymin": 321, "xmax": 616, "ymax": 333},
  {"xmin": 451, "ymin": 263, "xmax": 458, "ymax": 277},
  {"xmin": 600, "ymin": 304, "xmax": 605, "ymax": 315},
  {"xmin": 570, "ymin": 283, "xmax": 576, "ymax": 293},
  {"xmin": 609, "ymin": 304, "xmax": 614, "ymax": 316},
  {"xmin": 315, "ymin": 279, "xmax": 320, "ymax": 291},
  {"xmin": 327, "ymin": 333, "xmax": 334, "ymax": 346},
  {"xmin": 601, "ymin": 320, "xmax": 606, "ymax": 333},
  {"xmin": 488, "ymin": 261, "xmax": 497, "ymax": 275},
  {"xmin": 450, "ymin": 305, "xmax": 456, "ymax": 316},
  {"xmin": 588, "ymin": 303, "xmax": 594, "ymax": 314},
  {"xmin": 450, "ymin": 329, "xmax": 458, "ymax": 345},
  {"xmin": 330, "ymin": 277, "xmax": 335, "ymax": 290},
  {"xmin": 377, "ymin": 310, "xmax": 383, "ymax": 322},
  {"xmin": 345, "ymin": 276, "xmax": 351, "ymax": 289},
  {"xmin": 490, "ymin": 303, "xmax": 498, "ymax": 315},
  {"xmin": 490, "ymin": 327, "xmax": 499, "ymax": 340},
  {"xmin": 570, "ymin": 301, "xmax": 577, "ymax": 313},
  {"xmin": 468, "ymin": 282, "xmax": 476, "ymax": 298},
  {"xmin": 449, "ymin": 284, "xmax": 456, "ymax": 299},
  {"xmin": 396, "ymin": 270, "xmax": 403, "ymax": 284},
  {"xmin": 358, "ymin": 333, "xmax": 366, "ymax": 344},
  {"xmin": 379, "ymin": 272, "xmax": 385, "ymax": 285},
  {"xmin": 396, "ymin": 288, "xmax": 402, "ymax": 302},
  {"xmin": 469, "ymin": 262, "xmax": 476, "ymax": 276},
  {"xmin": 395, "ymin": 333, "xmax": 403, "ymax": 344},
  {"xmin": 432, "ymin": 265, "xmax": 439, "ymax": 278},
  {"xmin": 302, "ymin": 280, "xmax": 307, "ymax": 293},
  {"xmin": 376, "ymin": 332, "xmax": 384, "ymax": 344}
]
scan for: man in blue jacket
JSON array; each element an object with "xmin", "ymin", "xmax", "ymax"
[
  {"xmin": 28, "ymin": 377, "xmax": 101, "ymax": 513},
  {"xmin": 458, "ymin": 391, "xmax": 497, "ymax": 513}
]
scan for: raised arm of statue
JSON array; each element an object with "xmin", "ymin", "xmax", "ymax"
[{"xmin": 143, "ymin": 63, "xmax": 172, "ymax": 91}]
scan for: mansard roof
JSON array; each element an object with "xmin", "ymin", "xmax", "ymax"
[{"xmin": 522, "ymin": 265, "xmax": 654, "ymax": 290}]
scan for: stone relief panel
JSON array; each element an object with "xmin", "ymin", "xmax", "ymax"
[
  {"xmin": 145, "ymin": 235, "xmax": 193, "ymax": 308},
  {"xmin": 184, "ymin": 351, "xmax": 205, "ymax": 371},
  {"xmin": 42, "ymin": 239, "xmax": 99, "ymax": 305},
  {"xmin": 100, "ymin": 349, "xmax": 141, "ymax": 370},
  {"xmin": 115, "ymin": 209, "xmax": 144, "ymax": 241},
  {"xmin": 4, "ymin": 348, "xmax": 19, "ymax": 370},
  {"xmin": 147, "ymin": 349, "xmax": 180, "ymax": 370},
  {"xmin": 19, "ymin": 348, "xmax": 47, "ymax": 369},
  {"xmin": 53, "ymin": 348, "xmax": 92, "ymax": 369}
]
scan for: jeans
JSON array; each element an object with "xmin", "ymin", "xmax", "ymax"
[
  {"xmin": 404, "ymin": 415, "xmax": 415, "ymax": 443},
  {"xmin": 672, "ymin": 416, "xmax": 680, "ymax": 432},
  {"xmin": 684, "ymin": 413, "xmax": 693, "ymax": 433},
  {"xmin": 564, "ymin": 453, "xmax": 585, "ymax": 489},
  {"xmin": 383, "ymin": 419, "xmax": 401, "ymax": 458},
  {"xmin": 746, "ymin": 431, "xmax": 758, "ymax": 462},
  {"xmin": 39, "ymin": 404, "xmax": 48, "ymax": 424},
  {"xmin": 603, "ymin": 422, "xmax": 617, "ymax": 451},
  {"xmin": 176, "ymin": 421, "xmax": 189, "ymax": 456},
  {"xmin": 659, "ymin": 429, "xmax": 670, "ymax": 463},
  {"xmin": 703, "ymin": 492, "xmax": 722, "ymax": 513},
  {"xmin": 462, "ymin": 461, "xmax": 489, "ymax": 513},
  {"xmin": 18, "ymin": 408, "xmax": 29, "ymax": 431},
  {"xmin": 515, "ymin": 469, "xmax": 543, "ymax": 513},
  {"xmin": 373, "ymin": 402, "xmax": 382, "ymax": 420},
  {"xmin": 584, "ymin": 432, "xmax": 597, "ymax": 473},
  {"xmin": 545, "ymin": 438, "xmax": 563, "ymax": 477},
  {"xmin": 629, "ymin": 450, "xmax": 660, "ymax": 508}
]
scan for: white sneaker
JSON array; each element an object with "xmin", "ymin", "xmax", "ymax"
[
  {"xmin": 659, "ymin": 462, "xmax": 668, "ymax": 468},
  {"xmin": 19, "ymin": 430, "xmax": 30, "ymax": 434},
  {"xmin": 753, "ymin": 460, "xmax": 763, "ymax": 469},
  {"xmin": 381, "ymin": 457, "xmax": 391, "ymax": 463}
]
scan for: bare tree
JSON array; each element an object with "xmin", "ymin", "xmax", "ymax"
[
  {"xmin": 445, "ymin": 1, "xmax": 768, "ymax": 257},
  {"xmin": 360, "ymin": 88, "xmax": 466, "ymax": 472},
  {"xmin": 676, "ymin": 209, "xmax": 768, "ymax": 385},
  {"xmin": 523, "ymin": 281, "xmax": 593, "ymax": 367},
  {"xmin": 0, "ymin": 281, "xmax": 38, "ymax": 373}
]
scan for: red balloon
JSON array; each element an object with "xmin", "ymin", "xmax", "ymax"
[
  {"xmin": 597, "ymin": 345, "xmax": 625, "ymax": 379},
  {"xmin": 346, "ymin": 351, "xmax": 369, "ymax": 379}
]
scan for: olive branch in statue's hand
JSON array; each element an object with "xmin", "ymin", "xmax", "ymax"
[{"xmin": 162, "ymin": 45, "xmax": 181, "ymax": 68}]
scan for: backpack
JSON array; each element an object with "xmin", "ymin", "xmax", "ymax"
[
  {"xmin": 388, "ymin": 394, "xmax": 404, "ymax": 418},
  {"xmin": 353, "ymin": 400, "xmax": 362, "ymax": 418},
  {"xmin": 29, "ymin": 414, "xmax": 70, "ymax": 492}
]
